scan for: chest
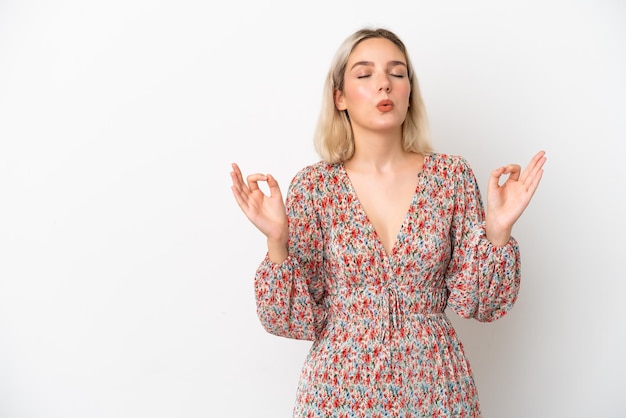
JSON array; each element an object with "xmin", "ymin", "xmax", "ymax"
[
  {"xmin": 347, "ymin": 174, "xmax": 417, "ymax": 256},
  {"xmin": 318, "ymin": 175, "xmax": 455, "ymax": 287}
]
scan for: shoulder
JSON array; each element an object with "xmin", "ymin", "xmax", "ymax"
[
  {"xmin": 292, "ymin": 160, "xmax": 339, "ymax": 181},
  {"xmin": 289, "ymin": 160, "xmax": 342, "ymax": 194},
  {"xmin": 426, "ymin": 152, "xmax": 474, "ymax": 177},
  {"xmin": 295, "ymin": 160, "xmax": 337, "ymax": 176}
]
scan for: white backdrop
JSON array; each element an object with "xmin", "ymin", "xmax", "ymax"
[{"xmin": 1, "ymin": 1, "xmax": 625, "ymax": 417}]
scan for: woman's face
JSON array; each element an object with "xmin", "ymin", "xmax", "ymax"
[{"xmin": 335, "ymin": 37, "xmax": 411, "ymax": 135}]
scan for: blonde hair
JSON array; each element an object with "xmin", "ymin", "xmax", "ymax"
[{"xmin": 313, "ymin": 27, "xmax": 433, "ymax": 163}]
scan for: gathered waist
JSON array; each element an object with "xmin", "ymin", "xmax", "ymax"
[
  {"xmin": 326, "ymin": 285, "xmax": 448, "ymax": 318},
  {"xmin": 321, "ymin": 286, "xmax": 451, "ymax": 360}
]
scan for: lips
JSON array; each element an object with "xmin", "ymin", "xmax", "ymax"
[{"xmin": 376, "ymin": 99, "xmax": 394, "ymax": 112}]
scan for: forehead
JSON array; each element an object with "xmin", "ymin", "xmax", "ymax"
[{"xmin": 348, "ymin": 37, "xmax": 406, "ymax": 64}]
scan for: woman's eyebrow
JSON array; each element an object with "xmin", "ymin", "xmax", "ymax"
[
  {"xmin": 350, "ymin": 61, "xmax": 374, "ymax": 70},
  {"xmin": 387, "ymin": 60, "xmax": 407, "ymax": 68},
  {"xmin": 349, "ymin": 60, "xmax": 407, "ymax": 70}
]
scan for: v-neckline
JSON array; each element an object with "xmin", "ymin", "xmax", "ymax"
[{"xmin": 339, "ymin": 154, "xmax": 430, "ymax": 260}]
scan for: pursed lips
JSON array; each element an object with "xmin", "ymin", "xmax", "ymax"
[{"xmin": 376, "ymin": 99, "xmax": 394, "ymax": 112}]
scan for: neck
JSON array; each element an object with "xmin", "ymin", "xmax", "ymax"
[{"xmin": 348, "ymin": 128, "xmax": 405, "ymax": 170}]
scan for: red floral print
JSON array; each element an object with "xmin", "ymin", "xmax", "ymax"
[{"xmin": 254, "ymin": 153, "xmax": 521, "ymax": 417}]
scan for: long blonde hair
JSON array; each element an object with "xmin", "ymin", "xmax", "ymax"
[{"xmin": 313, "ymin": 27, "xmax": 433, "ymax": 163}]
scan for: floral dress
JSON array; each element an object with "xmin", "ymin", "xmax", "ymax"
[{"xmin": 254, "ymin": 153, "xmax": 521, "ymax": 417}]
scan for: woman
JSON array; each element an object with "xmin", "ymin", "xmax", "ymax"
[{"xmin": 230, "ymin": 27, "xmax": 545, "ymax": 417}]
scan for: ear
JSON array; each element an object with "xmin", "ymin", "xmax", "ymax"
[{"xmin": 334, "ymin": 88, "xmax": 347, "ymax": 111}]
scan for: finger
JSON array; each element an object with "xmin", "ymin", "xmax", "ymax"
[
  {"xmin": 230, "ymin": 164, "xmax": 261, "ymax": 210},
  {"xmin": 230, "ymin": 169, "xmax": 250, "ymax": 202},
  {"xmin": 231, "ymin": 162, "xmax": 242, "ymax": 176},
  {"xmin": 520, "ymin": 151, "xmax": 546, "ymax": 183},
  {"xmin": 230, "ymin": 163, "xmax": 244, "ymax": 184},
  {"xmin": 230, "ymin": 166, "xmax": 244, "ymax": 187},
  {"xmin": 231, "ymin": 164, "xmax": 267, "ymax": 188},
  {"xmin": 230, "ymin": 163, "xmax": 248, "ymax": 193},
  {"xmin": 525, "ymin": 166, "xmax": 545, "ymax": 196},
  {"xmin": 266, "ymin": 174, "xmax": 283, "ymax": 199},
  {"xmin": 231, "ymin": 173, "xmax": 255, "ymax": 212},
  {"xmin": 231, "ymin": 184, "xmax": 249, "ymax": 210},
  {"xmin": 488, "ymin": 166, "xmax": 506, "ymax": 190},
  {"xmin": 503, "ymin": 164, "xmax": 521, "ymax": 181},
  {"xmin": 531, "ymin": 150, "xmax": 546, "ymax": 163},
  {"xmin": 247, "ymin": 173, "xmax": 268, "ymax": 193},
  {"xmin": 521, "ymin": 157, "xmax": 547, "ymax": 192},
  {"xmin": 230, "ymin": 170, "xmax": 245, "ymax": 195}
]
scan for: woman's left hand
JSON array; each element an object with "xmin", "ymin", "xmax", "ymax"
[{"xmin": 485, "ymin": 150, "xmax": 547, "ymax": 246}]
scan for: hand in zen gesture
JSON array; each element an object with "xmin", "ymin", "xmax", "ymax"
[
  {"xmin": 486, "ymin": 150, "xmax": 547, "ymax": 246},
  {"xmin": 230, "ymin": 163, "xmax": 289, "ymax": 262}
]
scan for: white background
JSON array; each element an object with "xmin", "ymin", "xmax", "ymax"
[{"xmin": 1, "ymin": 0, "xmax": 625, "ymax": 417}]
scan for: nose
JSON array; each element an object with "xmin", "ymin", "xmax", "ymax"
[{"xmin": 378, "ymin": 74, "xmax": 391, "ymax": 92}]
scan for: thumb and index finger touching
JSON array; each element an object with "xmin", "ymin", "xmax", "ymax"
[
  {"xmin": 230, "ymin": 162, "xmax": 282, "ymax": 199},
  {"xmin": 489, "ymin": 150, "xmax": 546, "ymax": 190}
]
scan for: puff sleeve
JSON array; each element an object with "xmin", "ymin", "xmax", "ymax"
[
  {"xmin": 445, "ymin": 157, "xmax": 521, "ymax": 322},
  {"xmin": 253, "ymin": 166, "xmax": 326, "ymax": 340}
]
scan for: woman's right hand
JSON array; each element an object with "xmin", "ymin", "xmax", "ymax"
[{"xmin": 230, "ymin": 163, "xmax": 289, "ymax": 261}]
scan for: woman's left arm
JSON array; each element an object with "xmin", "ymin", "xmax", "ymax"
[{"xmin": 445, "ymin": 152, "xmax": 545, "ymax": 322}]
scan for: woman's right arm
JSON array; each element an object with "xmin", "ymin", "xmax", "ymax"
[{"xmin": 230, "ymin": 164, "xmax": 326, "ymax": 341}]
